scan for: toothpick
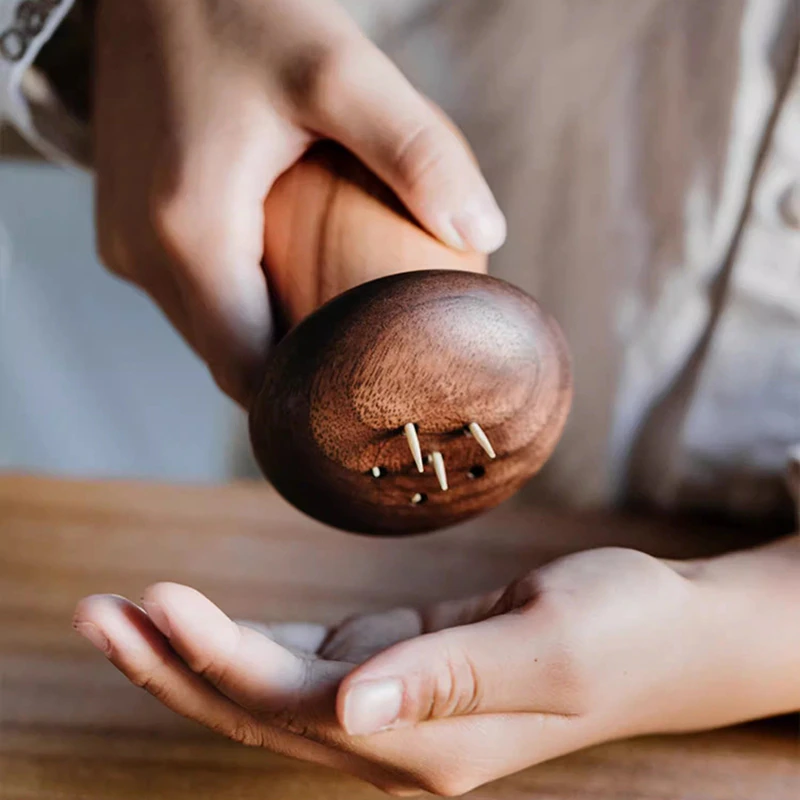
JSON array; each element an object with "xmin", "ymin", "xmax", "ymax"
[
  {"xmin": 431, "ymin": 451, "xmax": 448, "ymax": 491},
  {"xmin": 404, "ymin": 423, "xmax": 425, "ymax": 472},
  {"xmin": 468, "ymin": 422, "xmax": 496, "ymax": 459}
]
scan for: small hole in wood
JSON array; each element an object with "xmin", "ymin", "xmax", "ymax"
[
  {"xmin": 411, "ymin": 493, "xmax": 428, "ymax": 505},
  {"xmin": 468, "ymin": 465, "xmax": 486, "ymax": 479}
]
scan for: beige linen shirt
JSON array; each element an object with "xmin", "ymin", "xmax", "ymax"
[
  {"xmin": 6, "ymin": 0, "xmax": 800, "ymax": 527},
  {"xmin": 341, "ymin": 0, "xmax": 800, "ymax": 527}
]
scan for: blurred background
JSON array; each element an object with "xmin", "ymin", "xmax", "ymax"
[{"xmin": 0, "ymin": 127, "xmax": 258, "ymax": 483}]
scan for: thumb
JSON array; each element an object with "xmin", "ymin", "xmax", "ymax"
[
  {"xmin": 337, "ymin": 611, "xmax": 548, "ymax": 736},
  {"xmin": 300, "ymin": 40, "xmax": 507, "ymax": 255}
]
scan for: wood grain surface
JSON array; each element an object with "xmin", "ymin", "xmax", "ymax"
[
  {"xmin": 0, "ymin": 475, "xmax": 797, "ymax": 799},
  {"xmin": 251, "ymin": 271, "xmax": 572, "ymax": 536},
  {"xmin": 262, "ymin": 142, "xmax": 486, "ymax": 330}
]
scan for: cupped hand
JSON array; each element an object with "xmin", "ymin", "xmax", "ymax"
[
  {"xmin": 74, "ymin": 548, "xmax": 727, "ymax": 796},
  {"xmin": 93, "ymin": 0, "xmax": 505, "ymax": 404}
]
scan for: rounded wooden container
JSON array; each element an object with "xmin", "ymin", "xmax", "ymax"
[{"xmin": 250, "ymin": 269, "xmax": 572, "ymax": 535}]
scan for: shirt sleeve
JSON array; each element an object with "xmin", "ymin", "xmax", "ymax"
[{"xmin": 0, "ymin": 0, "xmax": 79, "ymax": 164}]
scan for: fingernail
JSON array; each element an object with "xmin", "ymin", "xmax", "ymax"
[
  {"xmin": 450, "ymin": 195, "xmax": 507, "ymax": 253},
  {"xmin": 74, "ymin": 622, "xmax": 111, "ymax": 656},
  {"xmin": 343, "ymin": 679, "xmax": 404, "ymax": 736},
  {"xmin": 141, "ymin": 601, "xmax": 170, "ymax": 638}
]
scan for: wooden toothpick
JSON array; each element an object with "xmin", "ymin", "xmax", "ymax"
[
  {"xmin": 431, "ymin": 451, "xmax": 448, "ymax": 491},
  {"xmin": 404, "ymin": 423, "xmax": 425, "ymax": 472},
  {"xmin": 468, "ymin": 422, "xmax": 496, "ymax": 459}
]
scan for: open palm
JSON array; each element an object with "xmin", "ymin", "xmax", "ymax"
[{"xmin": 74, "ymin": 548, "xmax": 709, "ymax": 796}]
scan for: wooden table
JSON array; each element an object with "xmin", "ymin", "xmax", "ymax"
[{"xmin": 1, "ymin": 475, "xmax": 797, "ymax": 799}]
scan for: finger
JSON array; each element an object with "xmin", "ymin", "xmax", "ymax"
[
  {"xmin": 300, "ymin": 42, "xmax": 506, "ymax": 254},
  {"xmin": 152, "ymin": 116, "xmax": 307, "ymax": 404},
  {"xmin": 320, "ymin": 609, "xmax": 424, "ymax": 664},
  {"xmin": 337, "ymin": 608, "xmax": 576, "ymax": 736},
  {"xmin": 73, "ymin": 595, "xmax": 306, "ymax": 753},
  {"xmin": 418, "ymin": 588, "xmax": 510, "ymax": 631},
  {"xmin": 129, "ymin": 255, "xmax": 198, "ymax": 349},
  {"xmin": 74, "ymin": 594, "xmax": 406, "ymax": 789},
  {"xmin": 319, "ymin": 589, "xmax": 504, "ymax": 664},
  {"xmin": 319, "ymin": 586, "xmax": 504, "ymax": 667},
  {"xmin": 96, "ymin": 199, "xmax": 196, "ymax": 350},
  {"xmin": 141, "ymin": 583, "xmax": 353, "ymax": 739},
  {"xmin": 238, "ymin": 621, "xmax": 329, "ymax": 656}
]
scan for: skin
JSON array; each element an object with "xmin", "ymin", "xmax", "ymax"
[
  {"xmin": 75, "ymin": 537, "xmax": 800, "ymax": 796},
  {"xmin": 82, "ymin": 1, "xmax": 800, "ymax": 794},
  {"xmin": 93, "ymin": 0, "xmax": 505, "ymax": 405}
]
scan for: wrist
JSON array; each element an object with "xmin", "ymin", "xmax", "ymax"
[{"xmin": 673, "ymin": 537, "xmax": 800, "ymax": 728}]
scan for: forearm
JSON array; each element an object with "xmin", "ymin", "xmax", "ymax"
[{"xmin": 671, "ymin": 535, "xmax": 800, "ymax": 730}]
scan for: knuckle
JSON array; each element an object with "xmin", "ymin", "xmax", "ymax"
[
  {"xmin": 227, "ymin": 719, "xmax": 266, "ymax": 748},
  {"xmin": 95, "ymin": 225, "xmax": 137, "ymax": 283},
  {"xmin": 253, "ymin": 660, "xmax": 327, "ymax": 745},
  {"xmin": 419, "ymin": 644, "xmax": 482, "ymax": 720},
  {"xmin": 149, "ymin": 178, "xmax": 230, "ymax": 275},
  {"xmin": 389, "ymin": 123, "xmax": 452, "ymax": 193},
  {"xmin": 269, "ymin": 705, "xmax": 312, "ymax": 739},
  {"xmin": 284, "ymin": 41, "xmax": 359, "ymax": 116},
  {"xmin": 188, "ymin": 628, "xmax": 241, "ymax": 688},
  {"xmin": 132, "ymin": 671, "xmax": 157, "ymax": 694},
  {"xmin": 192, "ymin": 652, "xmax": 232, "ymax": 687},
  {"xmin": 130, "ymin": 663, "xmax": 170, "ymax": 704},
  {"xmin": 150, "ymin": 193, "xmax": 199, "ymax": 266},
  {"xmin": 149, "ymin": 190, "xmax": 237, "ymax": 295},
  {"xmin": 267, "ymin": 705, "xmax": 332, "ymax": 748},
  {"xmin": 95, "ymin": 184, "xmax": 140, "ymax": 282}
]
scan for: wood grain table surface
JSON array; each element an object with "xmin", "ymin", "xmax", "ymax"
[{"xmin": 1, "ymin": 474, "xmax": 797, "ymax": 799}]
